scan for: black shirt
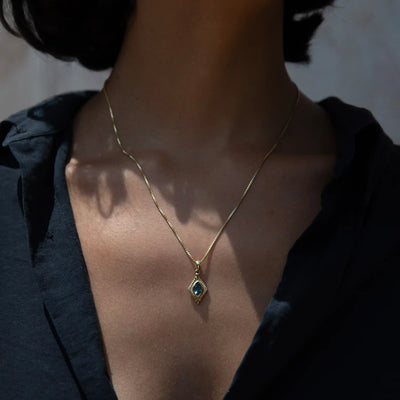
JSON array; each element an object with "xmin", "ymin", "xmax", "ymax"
[{"xmin": 1, "ymin": 91, "xmax": 400, "ymax": 400}]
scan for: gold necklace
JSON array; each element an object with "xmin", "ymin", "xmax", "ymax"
[{"xmin": 102, "ymin": 84, "xmax": 300, "ymax": 304}]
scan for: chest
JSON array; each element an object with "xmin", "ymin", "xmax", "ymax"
[{"xmin": 65, "ymin": 155, "xmax": 334, "ymax": 400}]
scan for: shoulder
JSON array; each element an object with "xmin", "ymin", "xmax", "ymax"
[
  {"xmin": 318, "ymin": 95, "xmax": 400, "ymax": 183},
  {"xmin": 0, "ymin": 90, "xmax": 97, "ymax": 221},
  {"xmin": 0, "ymin": 90, "xmax": 97, "ymax": 154},
  {"xmin": 317, "ymin": 96, "xmax": 400, "ymax": 284},
  {"xmin": 349, "ymin": 127, "xmax": 400, "ymax": 289},
  {"xmin": 363, "ymin": 137, "xmax": 400, "ymax": 243}
]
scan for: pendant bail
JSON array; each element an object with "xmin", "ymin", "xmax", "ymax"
[{"xmin": 194, "ymin": 260, "xmax": 201, "ymax": 276}]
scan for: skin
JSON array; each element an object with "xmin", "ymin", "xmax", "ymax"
[{"xmin": 66, "ymin": 1, "xmax": 338, "ymax": 399}]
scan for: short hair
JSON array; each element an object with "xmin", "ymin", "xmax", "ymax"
[{"xmin": 0, "ymin": 0, "xmax": 335, "ymax": 71}]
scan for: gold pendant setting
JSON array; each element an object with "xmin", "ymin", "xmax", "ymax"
[{"xmin": 188, "ymin": 275, "xmax": 208, "ymax": 304}]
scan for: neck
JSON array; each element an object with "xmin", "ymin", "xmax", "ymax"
[{"xmin": 101, "ymin": 0, "xmax": 297, "ymax": 157}]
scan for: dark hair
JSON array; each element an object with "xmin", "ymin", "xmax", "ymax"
[{"xmin": 0, "ymin": 0, "xmax": 335, "ymax": 71}]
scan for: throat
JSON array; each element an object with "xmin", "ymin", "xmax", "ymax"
[{"xmin": 99, "ymin": 0, "xmax": 292, "ymax": 155}]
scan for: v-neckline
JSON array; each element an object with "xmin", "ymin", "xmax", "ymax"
[{"xmin": 49, "ymin": 95, "xmax": 363, "ymax": 399}]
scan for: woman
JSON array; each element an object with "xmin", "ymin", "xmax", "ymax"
[{"xmin": 0, "ymin": 1, "xmax": 399, "ymax": 399}]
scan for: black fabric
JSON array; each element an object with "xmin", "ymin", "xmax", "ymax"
[{"xmin": 1, "ymin": 91, "xmax": 399, "ymax": 400}]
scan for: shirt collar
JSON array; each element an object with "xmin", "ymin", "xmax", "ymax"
[{"xmin": 0, "ymin": 91, "xmax": 381, "ymax": 153}]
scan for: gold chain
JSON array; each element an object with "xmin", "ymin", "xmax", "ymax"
[{"xmin": 102, "ymin": 83, "xmax": 300, "ymax": 304}]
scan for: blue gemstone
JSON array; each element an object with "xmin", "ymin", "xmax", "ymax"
[{"xmin": 193, "ymin": 282, "xmax": 203, "ymax": 296}]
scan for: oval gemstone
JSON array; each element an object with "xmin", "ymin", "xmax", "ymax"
[{"xmin": 193, "ymin": 282, "xmax": 203, "ymax": 296}]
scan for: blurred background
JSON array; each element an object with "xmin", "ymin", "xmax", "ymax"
[{"xmin": 0, "ymin": 0, "xmax": 399, "ymax": 143}]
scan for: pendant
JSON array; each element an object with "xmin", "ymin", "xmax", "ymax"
[{"xmin": 188, "ymin": 275, "xmax": 208, "ymax": 304}]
